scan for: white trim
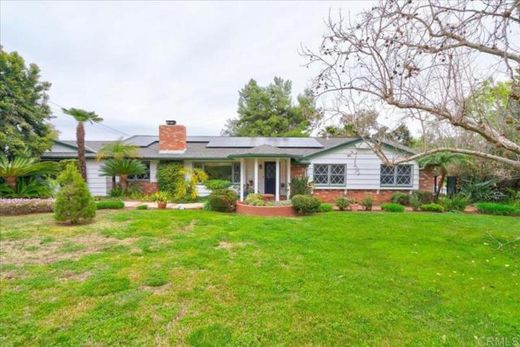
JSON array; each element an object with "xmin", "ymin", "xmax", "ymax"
[
  {"xmin": 254, "ymin": 158, "xmax": 259, "ymax": 194},
  {"xmin": 286, "ymin": 159, "xmax": 291, "ymax": 200},
  {"xmin": 275, "ymin": 158, "xmax": 280, "ymax": 201},
  {"xmin": 240, "ymin": 158, "xmax": 245, "ymax": 202}
]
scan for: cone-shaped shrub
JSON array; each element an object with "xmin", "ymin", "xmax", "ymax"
[{"xmin": 54, "ymin": 163, "xmax": 96, "ymax": 224}]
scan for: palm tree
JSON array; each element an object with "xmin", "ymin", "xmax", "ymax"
[
  {"xmin": 419, "ymin": 152, "xmax": 468, "ymax": 199},
  {"xmin": 99, "ymin": 159, "xmax": 146, "ymax": 192},
  {"xmin": 0, "ymin": 156, "xmax": 57, "ymax": 190},
  {"xmin": 96, "ymin": 139, "xmax": 140, "ymax": 188},
  {"xmin": 62, "ymin": 108, "xmax": 103, "ymax": 181}
]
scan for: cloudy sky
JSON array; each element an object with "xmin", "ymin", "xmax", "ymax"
[{"xmin": 1, "ymin": 1, "xmax": 371, "ymax": 140}]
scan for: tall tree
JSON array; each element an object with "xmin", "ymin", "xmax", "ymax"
[
  {"xmin": 222, "ymin": 77, "xmax": 320, "ymax": 136},
  {"xmin": 0, "ymin": 48, "xmax": 56, "ymax": 158},
  {"xmin": 303, "ymin": 0, "xmax": 520, "ymax": 168},
  {"xmin": 62, "ymin": 108, "xmax": 103, "ymax": 181}
]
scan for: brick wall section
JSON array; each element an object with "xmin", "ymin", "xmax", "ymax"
[
  {"xmin": 136, "ymin": 182, "xmax": 158, "ymax": 195},
  {"xmin": 313, "ymin": 189, "xmax": 413, "ymax": 204},
  {"xmin": 419, "ymin": 167, "xmax": 435, "ymax": 192},
  {"xmin": 290, "ymin": 164, "xmax": 307, "ymax": 178},
  {"xmin": 159, "ymin": 125, "xmax": 187, "ymax": 152}
]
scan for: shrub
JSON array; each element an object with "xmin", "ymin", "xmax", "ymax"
[
  {"xmin": 291, "ymin": 194, "xmax": 321, "ymax": 214},
  {"xmin": 157, "ymin": 162, "xmax": 185, "ymax": 197},
  {"xmin": 460, "ymin": 179, "xmax": 507, "ymax": 202},
  {"xmin": 245, "ymin": 193, "xmax": 264, "ymax": 205},
  {"xmin": 475, "ymin": 202, "xmax": 519, "ymax": 216},
  {"xmin": 290, "ymin": 177, "xmax": 312, "ymax": 197},
  {"xmin": 335, "ymin": 197, "xmax": 350, "ymax": 211},
  {"xmin": 0, "ymin": 198, "xmax": 54, "ymax": 216},
  {"xmin": 207, "ymin": 189, "xmax": 237, "ymax": 212},
  {"xmin": 0, "ymin": 177, "xmax": 54, "ymax": 199},
  {"xmin": 361, "ymin": 195, "xmax": 373, "ymax": 211},
  {"xmin": 439, "ymin": 195, "xmax": 469, "ymax": 212},
  {"xmin": 417, "ymin": 191, "xmax": 434, "ymax": 204},
  {"xmin": 391, "ymin": 192, "xmax": 409, "ymax": 205},
  {"xmin": 381, "ymin": 203, "xmax": 405, "ymax": 212},
  {"xmin": 54, "ymin": 163, "xmax": 96, "ymax": 224},
  {"xmin": 152, "ymin": 191, "xmax": 169, "ymax": 203},
  {"xmin": 205, "ymin": 179, "xmax": 232, "ymax": 190},
  {"xmin": 96, "ymin": 200, "xmax": 125, "ymax": 209},
  {"xmin": 319, "ymin": 203, "xmax": 333, "ymax": 212},
  {"xmin": 136, "ymin": 204, "xmax": 148, "ymax": 210},
  {"xmin": 420, "ymin": 203, "xmax": 444, "ymax": 213},
  {"xmin": 409, "ymin": 192, "xmax": 422, "ymax": 211}
]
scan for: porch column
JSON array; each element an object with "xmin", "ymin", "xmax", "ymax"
[
  {"xmin": 275, "ymin": 158, "xmax": 280, "ymax": 201},
  {"xmin": 286, "ymin": 158, "xmax": 291, "ymax": 200},
  {"xmin": 254, "ymin": 158, "xmax": 259, "ymax": 194},
  {"xmin": 240, "ymin": 158, "xmax": 245, "ymax": 202}
]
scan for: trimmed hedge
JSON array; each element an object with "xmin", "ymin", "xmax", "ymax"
[
  {"xmin": 204, "ymin": 179, "xmax": 232, "ymax": 190},
  {"xmin": 476, "ymin": 202, "xmax": 519, "ymax": 216},
  {"xmin": 96, "ymin": 201, "xmax": 125, "ymax": 210},
  {"xmin": 291, "ymin": 194, "xmax": 321, "ymax": 214},
  {"xmin": 381, "ymin": 203, "xmax": 405, "ymax": 212},
  {"xmin": 0, "ymin": 198, "xmax": 54, "ymax": 216},
  {"xmin": 136, "ymin": 204, "xmax": 148, "ymax": 210},
  {"xmin": 420, "ymin": 203, "xmax": 444, "ymax": 213}
]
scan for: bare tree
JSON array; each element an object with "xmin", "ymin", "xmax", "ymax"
[{"xmin": 303, "ymin": 0, "xmax": 520, "ymax": 168}]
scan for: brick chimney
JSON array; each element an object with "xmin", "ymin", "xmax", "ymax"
[{"xmin": 159, "ymin": 120, "xmax": 187, "ymax": 153}]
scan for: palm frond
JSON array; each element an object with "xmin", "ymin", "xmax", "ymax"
[
  {"xmin": 100, "ymin": 159, "xmax": 146, "ymax": 177},
  {"xmin": 62, "ymin": 107, "xmax": 103, "ymax": 123}
]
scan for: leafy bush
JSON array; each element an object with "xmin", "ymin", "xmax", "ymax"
[
  {"xmin": 54, "ymin": 163, "xmax": 96, "ymax": 224},
  {"xmin": 318, "ymin": 203, "xmax": 333, "ymax": 212},
  {"xmin": 409, "ymin": 192, "xmax": 422, "ymax": 211},
  {"xmin": 207, "ymin": 189, "xmax": 237, "ymax": 212},
  {"xmin": 391, "ymin": 192, "xmax": 409, "ymax": 205},
  {"xmin": 96, "ymin": 200, "xmax": 125, "ymax": 209},
  {"xmin": 361, "ymin": 195, "xmax": 373, "ymax": 211},
  {"xmin": 0, "ymin": 177, "xmax": 54, "ymax": 198},
  {"xmin": 335, "ymin": 197, "xmax": 350, "ymax": 211},
  {"xmin": 109, "ymin": 186, "xmax": 125, "ymax": 198},
  {"xmin": 417, "ymin": 191, "xmax": 434, "ymax": 204},
  {"xmin": 152, "ymin": 191, "xmax": 169, "ymax": 203},
  {"xmin": 136, "ymin": 204, "xmax": 148, "ymax": 210},
  {"xmin": 245, "ymin": 193, "xmax": 264, "ymax": 206},
  {"xmin": 290, "ymin": 177, "xmax": 312, "ymax": 197},
  {"xmin": 0, "ymin": 198, "xmax": 54, "ymax": 216},
  {"xmin": 291, "ymin": 194, "xmax": 321, "ymax": 214},
  {"xmin": 265, "ymin": 200, "xmax": 292, "ymax": 207},
  {"xmin": 204, "ymin": 179, "xmax": 232, "ymax": 190},
  {"xmin": 475, "ymin": 202, "xmax": 519, "ymax": 216},
  {"xmin": 460, "ymin": 179, "xmax": 507, "ymax": 202},
  {"xmin": 420, "ymin": 203, "xmax": 444, "ymax": 213},
  {"xmin": 439, "ymin": 195, "xmax": 469, "ymax": 212},
  {"xmin": 157, "ymin": 162, "xmax": 185, "ymax": 197},
  {"xmin": 381, "ymin": 203, "xmax": 405, "ymax": 212}
]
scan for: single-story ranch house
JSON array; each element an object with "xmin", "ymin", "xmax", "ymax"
[{"xmin": 43, "ymin": 121, "xmax": 435, "ymax": 203}]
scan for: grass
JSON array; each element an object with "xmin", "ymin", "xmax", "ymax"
[{"xmin": 0, "ymin": 210, "xmax": 519, "ymax": 346}]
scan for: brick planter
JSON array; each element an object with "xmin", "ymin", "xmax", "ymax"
[{"xmin": 236, "ymin": 202, "xmax": 297, "ymax": 217}]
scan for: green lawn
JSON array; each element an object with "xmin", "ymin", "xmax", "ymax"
[{"xmin": 0, "ymin": 210, "xmax": 519, "ymax": 346}]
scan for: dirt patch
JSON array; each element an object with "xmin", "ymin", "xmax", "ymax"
[
  {"xmin": 180, "ymin": 219, "xmax": 196, "ymax": 233},
  {"xmin": 59, "ymin": 270, "xmax": 92, "ymax": 282},
  {"xmin": 216, "ymin": 241, "xmax": 247, "ymax": 250},
  {"xmin": 0, "ymin": 234, "xmax": 138, "ymax": 265},
  {"xmin": 141, "ymin": 282, "xmax": 172, "ymax": 295}
]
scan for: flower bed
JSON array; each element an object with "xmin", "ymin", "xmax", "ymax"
[
  {"xmin": 236, "ymin": 201, "xmax": 297, "ymax": 217},
  {"xmin": 0, "ymin": 199, "xmax": 54, "ymax": 216}
]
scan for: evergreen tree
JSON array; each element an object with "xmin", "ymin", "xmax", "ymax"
[{"xmin": 54, "ymin": 163, "xmax": 96, "ymax": 224}]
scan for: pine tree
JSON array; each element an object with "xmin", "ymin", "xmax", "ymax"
[{"xmin": 54, "ymin": 163, "xmax": 96, "ymax": 224}]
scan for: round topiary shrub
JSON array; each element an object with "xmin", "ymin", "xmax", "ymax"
[
  {"xmin": 291, "ymin": 194, "xmax": 321, "ymax": 214},
  {"xmin": 207, "ymin": 189, "xmax": 237, "ymax": 212},
  {"xmin": 54, "ymin": 163, "xmax": 96, "ymax": 224}
]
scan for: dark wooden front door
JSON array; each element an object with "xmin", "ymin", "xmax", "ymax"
[{"xmin": 264, "ymin": 162, "xmax": 276, "ymax": 194}]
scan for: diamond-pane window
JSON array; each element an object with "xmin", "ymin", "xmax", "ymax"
[
  {"xmin": 313, "ymin": 164, "xmax": 346, "ymax": 186},
  {"xmin": 232, "ymin": 163, "xmax": 240, "ymax": 183},
  {"xmin": 380, "ymin": 165, "xmax": 412, "ymax": 186}
]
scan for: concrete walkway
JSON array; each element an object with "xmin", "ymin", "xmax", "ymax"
[{"xmin": 124, "ymin": 200, "xmax": 204, "ymax": 210}]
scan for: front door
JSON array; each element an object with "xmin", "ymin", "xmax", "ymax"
[{"xmin": 264, "ymin": 162, "xmax": 276, "ymax": 195}]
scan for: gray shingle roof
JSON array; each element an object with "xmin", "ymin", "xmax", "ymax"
[{"xmin": 43, "ymin": 135, "xmax": 414, "ymax": 160}]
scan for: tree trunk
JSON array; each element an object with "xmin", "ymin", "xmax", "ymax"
[
  {"xmin": 435, "ymin": 169, "xmax": 447, "ymax": 199},
  {"xmin": 112, "ymin": 176, "xmax": 116, "ymax": 189},
  {"xmin": 76, "ymin": 122, "xmax": 88, "ymax": 181},
  {"xmin": 120, "ymin": 175, "xmax": 128, "ymax": 192},
  {"xmin": 5, "ymin": 176, "xmax": 17, "ymax": 190}
]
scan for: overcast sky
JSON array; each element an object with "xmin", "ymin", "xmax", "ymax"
[{"xmin": 1, "ymin": 1, "xmax": 372, "ymax": 140}]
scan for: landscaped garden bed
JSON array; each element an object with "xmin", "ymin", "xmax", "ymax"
[{"xmin": 236, "ymin": 201, "xmax": 296, "ymax": 217}]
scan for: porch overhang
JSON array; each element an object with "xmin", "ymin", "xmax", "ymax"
[{"xmin": 227, "ymin": 153, "xmax": 301, "ymax": 159}]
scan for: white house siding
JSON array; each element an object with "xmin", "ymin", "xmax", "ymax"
[
  {"xmin": 150, "ymin": 160, "xmax": 158, "ymax": 183},
  {"xmin": 307, "ymin": 143, "xmax": 419, "ymax": 190},
  {"xmin": 86, "ymin": 160, "xmax": 109, "ymax": 196}
]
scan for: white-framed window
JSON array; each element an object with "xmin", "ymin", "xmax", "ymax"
[
  {"xmin": 313, "ymin": 164, "xmax": 346, "ymax": 186},
  {"xmin": 193, "ymin": 162, "xmax": 240, "ymax": 184},
  {"xmin": 380, "ymin": 164, "xmax": 413, "ymax": 187}
]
